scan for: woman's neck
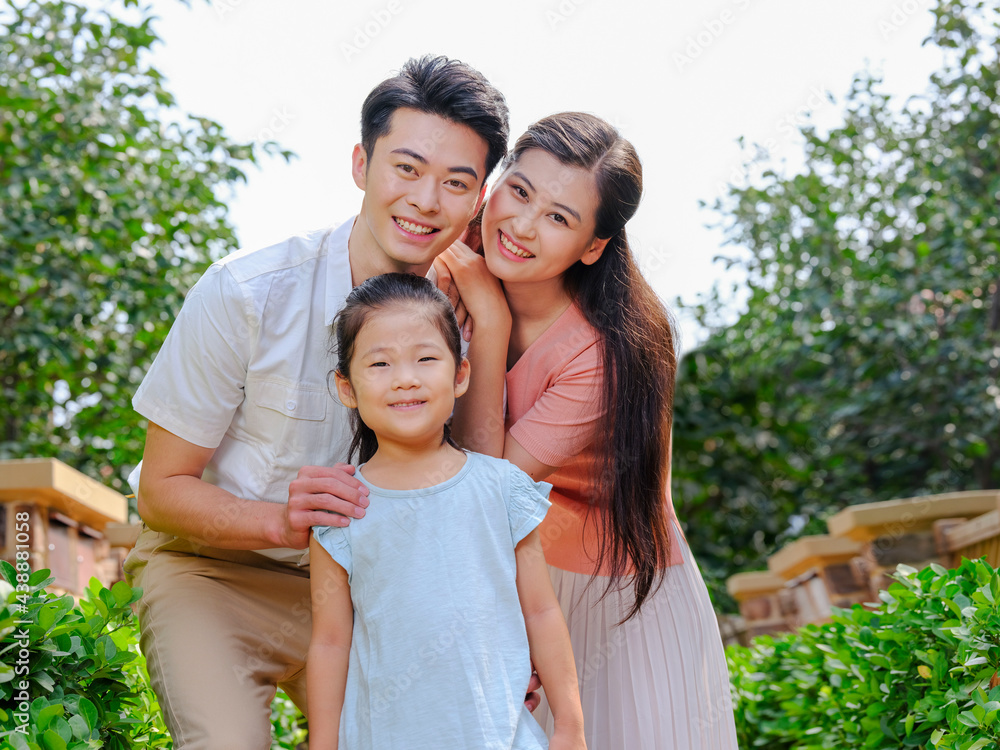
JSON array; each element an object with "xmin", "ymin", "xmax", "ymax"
[
  {"xmin": 503, "ymin": 277, "xmax": 574, "ymax": 367},
  {"xmin": 362, "ymin": 439, "xmax": 466, "ymax": 491}
]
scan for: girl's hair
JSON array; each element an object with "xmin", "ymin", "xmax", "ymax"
[
  {"xmin": 509, "ymin": 112, "xmax": 677, "ymax": 622},
  {"xmin": 333, "ymin": 273, "xmax": 463, "ymax": 464}
]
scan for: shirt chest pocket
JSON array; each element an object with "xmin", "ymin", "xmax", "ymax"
[{"xmin": 248, "ymin": 380, "xmax": 329, "ymax": 423}]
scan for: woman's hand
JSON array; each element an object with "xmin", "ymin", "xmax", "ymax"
[
  {"xmin": 432, "ymin": 239, "xmax": 509, "ymax": 341},
  {"xmin": 524, "ymin": 669, "xmax": 542, "ymax": 711}
]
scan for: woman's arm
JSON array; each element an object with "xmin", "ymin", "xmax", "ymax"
[
  {"xmin": 515, "ymin": 529, "xmax": 586, "ymax": 748},
  {"xmin": 307, "ymin": 535, "xmax": 354, "ymax": 750},
  {"xmin": 435, "ymin": 241, "xmax": 511, "ymax": 455}
]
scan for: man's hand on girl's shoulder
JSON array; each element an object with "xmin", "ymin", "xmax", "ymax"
[{"xmin": 280, "ymin": 464, "xmax": 370, "ymax": 548}]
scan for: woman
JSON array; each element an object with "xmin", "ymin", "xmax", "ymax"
[{"xmin": 436, "ymin": 112, "xmax": 738, "ymax": 749}]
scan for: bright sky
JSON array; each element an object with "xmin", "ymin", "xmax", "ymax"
[{"xmin": 145, "ymin": 0, "xmax": 943, "ymax": 350}]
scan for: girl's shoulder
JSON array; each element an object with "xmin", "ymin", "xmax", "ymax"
[{"xmin": 464, "ymin": 453, "xmax": 552, "ymax": 503}]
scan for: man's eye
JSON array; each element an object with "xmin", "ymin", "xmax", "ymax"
[{"xmin": 398, "ymin": 164, "xmax": 416, "ymax": 174}]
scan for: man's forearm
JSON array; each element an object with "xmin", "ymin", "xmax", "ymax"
[{"xmin": 138, "ymin": 474, "xmax": 285, "ymax": 550}]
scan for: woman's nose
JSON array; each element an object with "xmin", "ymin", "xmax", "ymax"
[{"xmin": 510, "ymin": 212, "xmax": 535, "ymax": 240}]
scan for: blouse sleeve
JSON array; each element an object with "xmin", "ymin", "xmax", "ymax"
[
  {"xmin": 507, "ymin": 465, "xmax": 553, "ymax": 547},
  {"xmin": 312, "ymin": 524, "xmax": 353, "ymax": 578},
  {"xmin": 507, "ymin": 340, "xmax": 604, "ymax": 467}
]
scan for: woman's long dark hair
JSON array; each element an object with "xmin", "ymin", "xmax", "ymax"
[
  {"xmin": 332, "ymin": 273, "xmax": 463, "ymax": 463},
  {"xmin": 509, "ymin": 113, "xmax": 677, "ymax": 621}
]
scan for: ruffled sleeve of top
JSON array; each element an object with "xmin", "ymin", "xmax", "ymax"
[
  {"xmin": 312, "ymin": 524, "xmax": 353, "ymax": 579},
  {"xmin": 506, "ymin": 464, "xmax": 553, "ymax": 546}
]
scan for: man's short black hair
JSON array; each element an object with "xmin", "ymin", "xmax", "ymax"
[{"xmin": 360, "ymin": 55, "xmax": 509, "ymax": 182}]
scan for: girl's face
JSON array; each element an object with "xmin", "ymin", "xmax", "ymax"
[
  {"xmin": 336, "ymin": 303, "xmax": 469, "ymax": 451},
  {"xmin": 480, "ymin": 148, "xmax": 609, "ymax": 285}
]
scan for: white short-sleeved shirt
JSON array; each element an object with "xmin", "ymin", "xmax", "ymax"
[
  {"xmin": 313, "ymin": 452, "xmax": 552, "ymax": 750},
  {"xmin": 132, "ymin": 219, "xmax": 357, "ymax": 561}
]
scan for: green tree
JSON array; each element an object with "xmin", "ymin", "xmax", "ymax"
[
  {"xmin": 673, "ymin": 0, "xmax": 1000, "ymax": 606},
  {"xmin": 0, "ymin": 0, "xmax": 289, "ymax": 492}
]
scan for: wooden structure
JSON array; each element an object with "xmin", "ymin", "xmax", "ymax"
[
  {"xmin": 767, "ymin": 535, "xmax": 867, "ymax": 627},
  {"xmin": 828, "ymin": 490, "xmax": 1000, "ymax": 596},
  {"xmin": 0, "ymin": 458, "xmax": 129, "ymax": 595},
  {"xmin": 941, "ymin": 496, "xmax": 1000, "ymax": 567},
  {"xmin": 726, "ymin": 571, "xmax": 790, "ymax": 639}
]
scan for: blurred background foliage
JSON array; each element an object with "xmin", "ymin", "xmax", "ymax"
[
  {"xmin": 1, "ymin": 0, "xmax": 997, "ymax": 609},
  {"xmin": 0, "ymin": 0, "xmax": 290, "ymax": 497},
  {"xmin": 673, "ymin": 0, "xmax": 1000, "ymax": 608}
]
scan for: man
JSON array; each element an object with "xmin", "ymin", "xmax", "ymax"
[{"xmin": 125, "ymin": 55, "xmax": 509, "ymax": 749}]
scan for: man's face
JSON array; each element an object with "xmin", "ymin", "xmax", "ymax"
[{"xmin": 351, "ymin": 108, "xmax": 490, "ymax": 274}]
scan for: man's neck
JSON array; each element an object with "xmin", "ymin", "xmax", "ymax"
[{"xmin": 347, "ymin": 214, "xmax": 431, "ymax": 287}]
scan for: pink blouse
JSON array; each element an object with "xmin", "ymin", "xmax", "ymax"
[{"xmin": 505, "ymin": 303, "xmax": 685, "ymax": 575}]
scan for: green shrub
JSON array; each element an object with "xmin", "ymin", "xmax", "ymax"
[
  {"xmin": 728, "ymin": 558, "xmax": 1000, "ymax": 749},
  {"xmin": 0, "ymin": 563, "xmax": 307, "ymax": 749}
]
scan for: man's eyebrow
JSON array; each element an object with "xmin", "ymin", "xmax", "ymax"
[
  {"xmin": 391, "ymin": 148, "xmax": 479, "ymax": 182},
  {"xmin": 512, "ymin": 170, "xmax": 581, "ymax": 222},
  {"xmin": 391, "ymin": 148, "xmax": 428, "ymax": 164}
]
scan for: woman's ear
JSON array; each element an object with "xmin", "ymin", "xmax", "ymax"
[
  {"xmin": 580, "ymin": 236, "xmax": 610, "ymax": 266},
  {"xmin": 335, "ymin": 371, "xmax": 358, "ymax": 408},
  {"xmin": 454, "ymin": 358, "xmax": 471, "ymax": 398}
]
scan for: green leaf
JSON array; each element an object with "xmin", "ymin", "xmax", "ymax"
[
  {"xmin": 41, "ymin": 728, "xmax": 68, "ymax": 750},
  {"xmin": 77, "ymin": 697, "xmax": 98, "ymax": 731},
  {"xmin": 67, "ymin": 713, "xmax": 90, "ymax": 740},
  {"xmin": 109, "ymin": 581, "xmax": 133, "ymax": 607},
  {"xmin": 36, "ymin": 703, "xmax": 64, "ymax": 732}
]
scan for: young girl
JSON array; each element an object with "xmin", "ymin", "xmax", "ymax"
[
  {"xmin": 436, "ymin": 113, "xmax": 740, "ymax": 749},
  {"xmin": 307, "ymin": 273, "xmax": 586, "ymax": 750}
]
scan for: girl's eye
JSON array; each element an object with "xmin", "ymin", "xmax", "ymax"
[
  {"xmin": 418, "ymin": 356, "xmax": 438, "ymax": 362},
  {"xmin": 370, "ymin": 361, "xmax": 389, "ymax": 368}
]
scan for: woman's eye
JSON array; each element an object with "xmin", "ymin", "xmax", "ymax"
[
  {"xmin": 551, "ymin": 213, "xmax": 568, "ymax": 225},
  {"xmin": 512, "ymin": 185, "xmax": 527, "ymax": 199}
]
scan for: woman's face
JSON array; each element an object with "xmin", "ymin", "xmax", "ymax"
[{"xmin": 480, "ymin": 149, "xmax": 608, "ymax": 285}]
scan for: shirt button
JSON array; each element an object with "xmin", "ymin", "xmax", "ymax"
[{"xmin": 286, "ymin": 400, "xmax": 297, "ymax": 411}]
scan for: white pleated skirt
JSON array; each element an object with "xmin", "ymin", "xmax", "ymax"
[{"xmin": 534, "ymin": 525, "xmax": 739, "ymax": 750}]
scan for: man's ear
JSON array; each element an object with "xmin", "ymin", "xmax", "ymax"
[
  {"xmin": 473, "ymin": 182, "xmax": 488, "ymax": 214},
  {"xmin": 580, "ymin": 236, "xmax": 610, "ymax": 266},
  {"xmin": 335, "ymin": 371, "xmax": 358, "ymax": 408},
  {"xmin": 454, "ymin": 358, "xmax": 471, "ymax": 398},
  {"xmin": 351, "ymin": 143, "xmax": 368, "ymax": 191}
]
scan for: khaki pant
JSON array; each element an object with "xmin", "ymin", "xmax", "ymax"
[{"xmin": 124, "ymin": 527, "xmax": 312, "ymax": 750}]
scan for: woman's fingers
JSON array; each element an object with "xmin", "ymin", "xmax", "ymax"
[{"xmin": 432, "ymin": 255, "xmax": 460, "ymax": 310}]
